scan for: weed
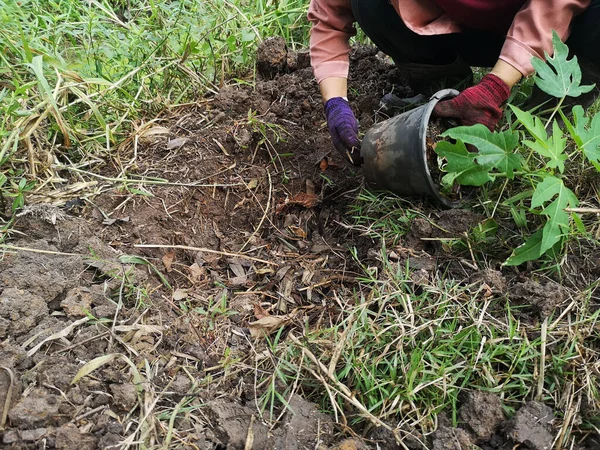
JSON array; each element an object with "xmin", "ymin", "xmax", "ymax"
[
  {"xmin": 0, "ymin": 0, "xmax": 310, "ymax": 231},
  {"xmin": 262, "ymin": 254, "xmax": 600, "ymax": 441}
]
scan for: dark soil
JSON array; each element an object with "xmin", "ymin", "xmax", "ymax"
[
  {"xmin": 426, "ymin": 118, "xmax": 473, "ymax": 203},
  {"xmin": 1, "ymin": 40, "xmax": 598, "ymax": 449}
]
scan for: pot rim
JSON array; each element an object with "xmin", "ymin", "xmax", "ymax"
[{"xmin": 419, "ymin": 88, "xmax": 460, "ymax": 208}]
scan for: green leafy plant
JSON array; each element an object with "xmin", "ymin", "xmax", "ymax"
[{"xmin": 435, "ymin": 31, "xmax": 599, "ymax": 266}]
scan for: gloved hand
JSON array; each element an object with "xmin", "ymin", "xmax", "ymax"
[
  {"xmin": 324, "ymin": 97, "xmax": 362, "ymax": 165},
  {"xmin": 432, "ymin": 73, "xmax": 511, "ymax": 131}
]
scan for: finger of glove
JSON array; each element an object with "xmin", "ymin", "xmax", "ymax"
[
  {"xmin": 338, "ymin": 123, "xmax": 360, "ymax": 150},
  {"xmin": 432, "ymin": 98, "xmax": 462, "ymax": 119},
  {"xmin": 329, "ymin": 128, "xmax": 348, "ymax": 156}
]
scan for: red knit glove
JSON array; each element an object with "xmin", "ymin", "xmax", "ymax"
[{"xmin": 433, "ymin": 73, "xmax": 511, "ymax": 131}]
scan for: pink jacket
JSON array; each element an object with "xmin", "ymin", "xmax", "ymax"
[{"xmin": 308, "ymin": 0, "xmax": 591, "ymax": 83}]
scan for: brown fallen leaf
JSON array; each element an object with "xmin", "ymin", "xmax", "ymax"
[
  {"xmin": 172, "ymin": 288, "xmax": 188, "ymax": 301},
  {"xmin": 253, "ymin": 303, "xmax": 270, "ymax": 320},
  {"xmin": 275, "ymin": 192, "xmax": 319, "ymax": 215},
  {"xmin": 248, "ymin": 314, "xmax": 293, "ymax": 339},
  {"xmin": 188, "ymin": 263, "xmax": 206, "ymax": 282},
  {"xmin": 319, "ymin": 157, "xmax": 329, "ymax": 172},
  {"xmin": 288, "ymin": 225, "xmax": 307, "ymax": 239},
  {"xmin": 162, "ymin": 251, "xmax": 175, "ymax": 272}
]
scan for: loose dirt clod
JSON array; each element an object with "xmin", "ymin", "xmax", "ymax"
[
  {"xmin": 459, "ymin": 391, "xmax": 505, "ymax": 442},
  {"xmin": 55, "ymin": 423, "xmax": 98, "ymax": 450},
  {"xmin": 510, "ymin": 279, "xmax": 567, "ymax": 318},
  {"xmin": 430, "ymin": 426, "xmax": 473, "ymax": 450},
  {"xmin": 0, "ymin": 288, "xmax": 48, "ymax": 339},
  {"xmin": 273, "ymin": 394, "xmax": 334, "ymax": 448},
  {"xmin": 505, "ymin": 402, "xmax": 555, "ymax": 450},
  {"xmin": 257, "ymin": 36, "xmax": 288, "ymax": 78},
  {"xmin": 470, "ymin": 269, "xmax": 507, "ymax": 294},
  {"xmin": 8, "ymin": 389, "xmax": 62, "ymax": 429}
]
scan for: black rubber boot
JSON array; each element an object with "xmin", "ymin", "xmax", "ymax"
[{"xmin": 380, "ymin": 57, "xmax": 473, "ymax": 113}]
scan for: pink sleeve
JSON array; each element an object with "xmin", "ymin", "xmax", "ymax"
[
  {"xmin": 500, "ymin": 0, "xmax": 591, "ymax": 77},
  {"xmin": 307, "ymin": 0, "xmax": 357, "ymax": 83}
]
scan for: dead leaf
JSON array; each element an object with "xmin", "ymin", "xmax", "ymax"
[
  {"xmin": 162, "ymin": 251, "xmax": 175, "ymax": 272},
  {"xmin": 253, "ymin": 303, "xmax": 270, "ymax": 320},
  {"xmin": 166, "ymin": 137, "xmax": 189, "ymax": 149},
  {"xmin": 248, "ymin": 314, "xmax": 293, "ymax": 338},
  {"xmin": 288, "ymin": 225, "xmax": 307, "ymax": 239},
  {"xmin": 275, "ymin": 192, "xmax": 319, "ymax": 215},
  {"xmin": 319, "ymin": 157, "xmax": 329, "ymax": 172},
  {"xmin": 247, "ymin": 179, "xmax": 258, "ymax": 189},
  {"xmin": 139, "ymin": 126, "xmax": 170, "ymax": 141},
  {"xmin": 229, "ymin": 262, "xmax": 246, "ymax": 278},
  {"xmin": 172, "ymin": 289, "xmax": 188, "ymax": 301},
  {"xmin": 102, "ymin": 216, "xmax": 130, "ymax": 226},
  {"xmin": 228, "ymin": 276, "xmax": 248, "ymax": 286},
  {"xmin": 189, "ymin": 263, "xmax": 205, "ymax": 282}
]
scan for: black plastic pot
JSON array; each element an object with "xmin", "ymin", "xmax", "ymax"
[{"xmin": 361, "ymin": 89, "xmax": 459, "ymax": 208}]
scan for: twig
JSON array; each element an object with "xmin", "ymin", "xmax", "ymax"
[
  {"xmin": 564, "ymin": 207, "xmax": 600, "ymax": 214},
  {"xmin": 134, "ymin": 244, "xmax": 277, "ymax": 266},
  {"xmin": 53, "ymin": 331, "xmax": 110, "ymax": 355},
  {"xmin": 239, "ymin": 170, "xmax": 272, "ymax": 253},
  {"xmin": 537, "ymin": 318, "xmax": 548, "ymax": 401},
  {"xmin": 244, "ymin": 415, "xmax": 255, "ymax": 450},
  {"xmin": 0, "ymin": 244, "xmax": 79, "ymax": 257},
  {"xmin": 73, "ymin": 405, "xmax": 108, "ymax": 423},
  {"xmin": 0, "ymin": 367, "xmax": 14, "ymax": 430}
]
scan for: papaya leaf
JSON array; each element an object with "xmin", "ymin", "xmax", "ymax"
[
  {"xmin": 530, "ymin": 176, "xmax": 578, "ymax": 253},
  {"xmin": 505, "ymin": 229, "xmax": 544, "ymax": 266},
  {"xmin": 442, "ymin": 124, "xmax": 521, "ymax": 178},
  {"xmin": 540, "ymin": 199, "xmax": 570, "ymax": 253},
  {"xmin": 522, "ymin": 121, "xmax": 568, "ymax": 173},
  {"xmin": 509, "ymin": 105, "xmax": 547, "ymax": 143},
  {"xmin": 531, "ymin": 30, "xmax": 595, "ymax": 98},
  {"xmin": 570, "ymin": 105, "xmax": 600, "ymax": 165},
  {"xmin": 434, "ymin": 140, "xmax": 493, "ymax": 186},
  {"xmin": 530, "ymin": 176, "xmax": 564, "ymax": 208},
  {"xmin": 434, "ymin": 140, "xmax": 474, "ymax": 173}
]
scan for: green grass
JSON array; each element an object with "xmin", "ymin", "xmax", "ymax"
[
  {"xmin": 261, "ymin": 254, "xmax": 600, "ymax": 445},
  {"xmin": 0, "ymin": 0, "xmax": 310, "ymax": 236}
]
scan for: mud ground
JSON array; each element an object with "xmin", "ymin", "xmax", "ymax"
[{"xmin": 1, "ymin": 39, "xmax": 599, "ymax": 449}]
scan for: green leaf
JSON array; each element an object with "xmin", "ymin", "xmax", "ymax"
[
  {"xmin": 530, "ymin": 176, "xmax": 578, "ymax": 253},
  {"xmin": 531, "ymin": 176, "xmax": 564, "ymax": 208},
  {"xmin": 540, "ymin": 198, "xmax": 570, "ymax": 252},
  {"xmin": 119, "ymin": 254, "xmax": 149, "ymax": 265},
  {"xmin": 569, "ymin": 105, "xmax": 600, "ymax": 165},
  {"xmin": 442, "ymin": 125, "xmax": 521, "ymax": 178},
  {"xmin": 505, "ymin": 229, "xmax": 544, "ymax": 266},
  {"xmin": 531, "ymin": 30, "xmax": 595, "ymax": 98},
  {"xmin": 572, "ymin": 213, "xmax": 586, "ymax": 234},
  {"xmin": 522, "ymin": 121, "xmax": 568, "ymax": 172},
  {"xmin": 509, "ymin": 105, "xmax": 547, "ymax": 143},
  {"xmin": 434, "ymin": 140, "xmax": 493, "ymax": 186}
]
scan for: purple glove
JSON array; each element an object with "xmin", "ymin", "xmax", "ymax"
[{"xmin": 324, "ymin": 97, "xmax": 362, "ymax": 165}]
